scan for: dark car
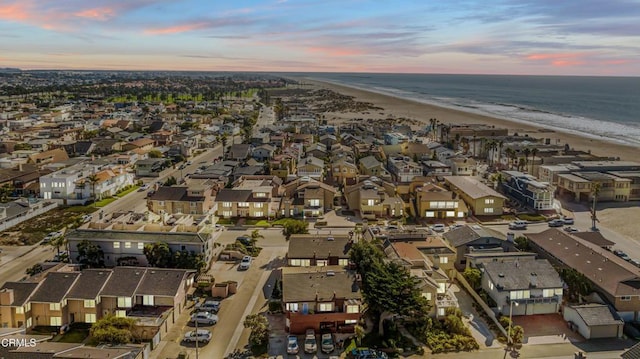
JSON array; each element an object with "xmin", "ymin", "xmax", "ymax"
[{"xmin": 350, "ymin": 348, "xmax": 389, "ymax": 359}]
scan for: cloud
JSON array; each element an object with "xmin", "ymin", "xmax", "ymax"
[
  {"xmin": 306, "ymin": 46, "xmax": 364, "ymax": 57},
  {"xmin": 74, "ymin": 7, "xmax": 115, "ymax": 21},
  {"xmin": 144, "ymin": 16, "xmax": 257, "ymax": 35}
]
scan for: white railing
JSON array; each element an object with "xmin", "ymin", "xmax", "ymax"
[{"xmin": 0, "ymin": 202, "xmax": 59, "ymax": 231}]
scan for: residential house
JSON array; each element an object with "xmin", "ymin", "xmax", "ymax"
[
  {"xmin": 415, "ymin": 183, "xmax": 467, "ymax": 220},
  {"xmin": 344, "ymin": 178, "xmax": 404, "ymax": 219},
  {"xmin": 252, "ymin": 144, "xmax": 276, "ymax": 161},
  {"xmin": 226, "ymin": 144, "xmax": 251, "ymax": 161},
  {"xmin": 501, "ymin": 170, "xmax": 554, "ymax": 211},
  {"xmin": 66, "ymin": 269, "xmax": 112, "ymax": 325},
  {"xmin": 123, "ymin": 138, "xmax": 155, "ymax": 152},
  {"xmin": 151, "ymin": 131, "xmax": 173, "ymax": 146},
  {"xmin": 287, "ymin": 234, "xmax": 352, "ymax": 267},
  {"xmin": 444, "ymin": 176, "xmax": 507, "ymax": 216},
  {"xmin": 75, "ymin": 167, "xmax": 135, "ymax": 201},
  {"xmin": 562, "ymin": 304, "xmax": 623, "ymax": 339},
  {"xmin": 99, "ymin": 267, "xmax": 146, "ymax": 318},
  {"xmin": 557, "ymin": 172, "xmax": 631, "ymax": 202},
  {"xmin": 422, "ymin": 160, "xmax": 452, "ymax": 177},
  {"xmin": 297, "ymin": 156, "xmax": 325, "ymax": 180},
  {"xmin": 147, "ymin": 183, "xmax": 215, "ymax": 216},
  {"xmin": 282, "ymin": 177, "xmax": 337, "ymax": 218},
  {"xmin": 330, "ymin": 157, "xmax": 359, "ymax": 186},
  {"xmin": 251, "ymin": 132, "xmax": 270, "ymax": 146},
  {"xmin": 305, "ymin": 143, "xmax": 327, "ymax": 159},
  {"xmin": 442, "ymin": 225, "xmax": 509, "ymax": 270},
  {"xmin": 29, "ymin": 272, "xmax": 81, "ymax": 328},
  {"xmin": 67, "ymin": 225, "xmax": 216, "ymax": 268},
  {"xmin": 282, "ymin": 266, "xmax": 362, "ymax": 334},
  {"xmin": 27, "ymin": 148, "xmax": 69, "ymax": 166},
  {"xmin": 270, "ymin": 154, "xmax": 297, "ymax": 181},
  {"xmin": 0, "ymin": 282, "xmax": 39, "ymax": 328},
  {"xmin": 387, "ymin": 156, "xmax": 423, "ymax": 183},
  {"xmin": 448, "ymin": 157, "xmax": 476, "ymax": 176},
  {"xmin": 319, "ymin": 134, "xmax": 338, "ymax": 150},
  {"xmin": 526, "ymin": 229, "xmax": 640, "ymax": 315},
  {"xmin": 135, "ymin": 159, "xmax": 166, "ymax": 177},
  {"xmin": 358, "ymin": 155, "xmax": 392, "ymax": 181},
  {"xmin": 412, "ymin": 236, "xmax": 457, "ymax": 278},
  {"xmin": 132, "ymin": 268, "xmax": 195, "ymax": 317},
  {"xmin": 464, "ymin": 252, "xmax": 537, "ymax": 270},
  {"xmin": 215, "ymin": 176, "xmax": 282, "ymax": 219},
  {"xmin": 384, "ymin": 132, "xmax": 408, "ymax": 145}
]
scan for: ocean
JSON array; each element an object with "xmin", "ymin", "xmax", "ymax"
[{"xmin": 303, "ymin": 73, "xmax": 640, "ymax": 147}]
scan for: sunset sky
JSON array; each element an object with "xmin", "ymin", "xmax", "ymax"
[{"xmin": 1, "ymin": 0, "xmax": 638, "ymax": 75}]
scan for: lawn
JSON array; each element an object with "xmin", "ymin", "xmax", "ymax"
[
  {"xmin": 56, "ymin": 328, "xmax": 89, "ymax": 343},
  {"xmin": 94, "ymin": 197, "xmax": 117, "ymax": 207},
  {"xmin": 115, "ymin": 185, "xmax": 140, "ymax": 198}
]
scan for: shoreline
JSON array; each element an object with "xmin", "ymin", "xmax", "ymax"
[{"xmin": 302, "ymin": 78, "xmax": 639, "ymax": 162}]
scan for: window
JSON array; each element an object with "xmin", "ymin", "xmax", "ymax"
[
  {"xmin": 366, "ymin": 199, "xmax": 376, "ymax": 206},
  {"xmin": 238, "ymin": 202, "xmax": 249, "ymax": 207},
  {"xmin": 15, "ymin": 307, "xmax": 24, "ymax": 314},
  {"xmin": 289, "ymin": 259, "xmax": 311, "ymax": 267},
  {"xmin": 254, "ymin": 202, "xmax": 263, "ymax": 208},
  {"xmin": 446, "ymin": 201, "xmax": 456, "ymax": 208},
  {"xmin": 158, "ymin": 201, "xmax": 165, "ymax": 206},
  {"xmin": 425, "ymin": 211, "xmax": 435, "ymax": 218},
  {"xmin": 309, "ymin": 199, "xmax": 320, "ymax": 207},
  {"xmin": 124, "ymin": 242, "xmax": 131, "ymax": 249},
  {"xmin": 26, "ymin": 318, "xmax": 32, "ymax": 328},
  {"xmin": 117, "ymin": 297, "xmax": 132, "ymax": 308},
  {"xmin": 115, "ymin": 310, "xmax": 127, "ymax": 318},
  {"xmin": 222, "ymin": 211, "xmax": 232, "ymax": 217},
  {"xmin": 223, "ymin": 202, "xmax": 232, "ymax": 208},
  {"xmin": 345, "ymin": 319, "xmax": 358, "ymax": 324},
  {"xmin": 621, "ymin": 296, "xmax": 632, "ymax": 301},
  {"xmin": 484, "ymin": 207, "xmax": 494, "ymax": 214},
  {"xmin": 84, "ymin": 300, "xmax": 96, "ymax": 308},
  {"xmin": 446, "ymin": 211, "xmax": 455, "ymax": 218},
  {"xmin": 254, "ymin": 192, "xmax": 267, "ymax": 198},
  {"xmin": 339, "ymin": 259, "xmax": 349, "ymax": 266},
  {"xmin": 286, "ymin": 303, "xmax": 299, "ymax": 312},
  {"xmin": 138, "ymin": 242, "xmax": 144, "ymax": 250},
  {"xmin": 113, "ymin": 242, "xmax": 120, "ymax": 249},
  {"xmin": 85, "ymin": 313, "xmax": 96, "ymax": 323},
  {"xmin": 542, "ymin": 289, "xmax": 556, "ymax": 298},
  {"xmin": 50, "ymin": 317, "xmax": 62, "ymax": 326},
  {"xmin": 25, "ymin": 303, "xmax": 30, "ymax": 312},
  {"xmin": 50, "ymin": 303, "xmax": 61, "ymax": 311},
  {"xmin": 422, "ymin": 292, "xmax": 432, "ymax": 301},
  {"xmin": 488, "ymin": 280, "xmax": 494, "ymax": 291},
  {"xmin": 316, "ymin": 260, "xmax": 328, "ymax": 266},
  {"xmin": 190, "ymin": 202, "xmax": 197, "ymax": 207},
  {"xmin": 439, "ymin": 256, "xmax": 448, "ymax": 264},
  {"xmin": 318, "ymin": 303, "xmax": 333, "ymax": 312},
  {"xmin": 485, "ymin": 198, "xmax": 495, "ymax": 204},
  {"xmin": 438, "ymin": 308, "xmax": 445, "ymax": 316},
  {"xmin": 437, "ymin": 283, "xmax": 446, "ymax": 294},
  {"xmin": 346, "ymin": 305, "xmax": 359, "ymax": 313},
  {"xmin": 254, "ymin": 211, "xmax": 264, "ymax": 217},
  {"xmin": 458, "ymin": 212, "xmax": 465, "ymax": 218},
  {"xmin": 143, "ymin": 295, "xmax": 154, "ymax": 306}
]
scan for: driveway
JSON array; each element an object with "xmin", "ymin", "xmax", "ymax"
[
  {"xmin": 452, "ymin": 283, "xmax": 500, "ymax": 349},
  {"xmin": 512, "ymin": 314, "xmax": 583, "ymax": 345}
]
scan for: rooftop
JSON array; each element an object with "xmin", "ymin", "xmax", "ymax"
[
  {"xmin": 288, "ymin": 235, "xmax": 351, "ymax": 259},
  {"xmin": 444, "ymin": 176, "xmax": 507, "ymax": 200},
  {"xmin": 282, "ymin": 266, "xmax": 361, "ymax": 303},
  {"xmin": 483, "ymin": 259, "xmax": 562, "ymax": 291}
]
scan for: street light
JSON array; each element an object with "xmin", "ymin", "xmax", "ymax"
[{"xmin": 508, "ymin": 301, "xmax": 519, "ymax": 346}]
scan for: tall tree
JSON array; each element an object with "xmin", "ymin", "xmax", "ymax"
[
  {"xmin": 523, "ymin": 148, "xmax": 531, "ymax": 172},
  {"xmin": 76, "ymin": 239, "xmax": 105, "ymax": 268},
  {"xmin": 243, "ymin": 314, "xmax": 269, "ymax": 350},
  {"xmin": 590, "ymin": 182, "xmax": 601, "ymax": 231},
  {"xmin": 87, "ymin": 174, "xmax": 99, "ymax": 205},
  {"xmin": 281, "ymin": 219, "xmax": 308, "ymax": 240},
  {"xmin": 530, "ymin": 148, "xmax": 539, "ymax": 174},
  {"xmin": 143, "ymin": 242, "xmax": 173, "ymax": 268}
]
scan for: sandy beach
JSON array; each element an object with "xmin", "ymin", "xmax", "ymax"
[{"xmin": 304, "ymin": 79, "xmax": 639, "ymax": 162}]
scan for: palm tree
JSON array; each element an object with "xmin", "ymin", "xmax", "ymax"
[
  {"xmin": 590, "ymin": 182, "xmax": 601, "ymax": 231},
  {"xmin": 522, "ymin": 148, "xmax": 531, "ymax": 172},
  {"xmin": 497, "ymin": 140, "xmax": 504, "ymax": 168},
  {"xmin": 472, "ymin": 133, "xmax": 477, "ymax": 158},
  {"xmin": 87, "ymin": 174, "xmax": 99, "ymax": 207},
  {"xmin": 221, "ymin": 133, "xmax": 228, "ymax": 157},
  {"xmin": 484, "ymin": 140, "xmax": 496, "ymax": 166},
  {"xmin": 530, "ymin": 148, "xmax": 538, "ymax": 174},
  {"xmin": 518, "ymin": 158, "xmax": 526, "ymax": 171}
]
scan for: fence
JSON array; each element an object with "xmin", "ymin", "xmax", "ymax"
[
  {"xmin": 455, "ymin": 271, "xmax": 509, "ymax": 338},
  {"xmin": 0, "ymin": 202, "xmax": 59, "ymax": 231}
]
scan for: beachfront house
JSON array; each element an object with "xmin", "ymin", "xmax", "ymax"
[{"xmin": 444, "ymin": 176, "xmax": 506, "ymax": 216}]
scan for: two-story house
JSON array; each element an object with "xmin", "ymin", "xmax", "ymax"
[
  {"xmin": 330, "ymin": 157, "xmax": 359, "ymax": 186},
  {"xmin": 282, "ymin": 266, "xmax": 362, "ymax": 334},
  {"xmin": 481, "ymin": 259, "xmax": 563, "ymax": 316},
  {"xmin": 99, "ymin": 267, "xmax": 145, "ymax": 318},
  {"xmin": 415, "ymin": 183, "xmax": 467, "ymax": 220},
  {"xmin": 387, "ymin": 156, "xmax": 423, "ymax": 183},
  {"xmin": 287, "ymin": 234, "xmax": 352, "ymax": 267},
  {"xmin": 442, "ymin": 225, "xmax": 510, "ymax": 270},
  {"xmin": 66, "ymin": 269, "xmax": 112, "ymax": 325},
  {"xmin": 29, "ymin": 272, "xmax": 80, "ymax": 328},
  {"xmin": 215, "ymin": 175, "xmax": 282, "ymax": 219},
  {"xmin": 444, "ymin": 176, "xmax": 506, "ymax": 216},
  {"xmin": 147, "ymin": 183, "xmax": 215, "ymax": 216},
  {"xmin": 344, "ymin": 178, "xmax": 404, "ymax": 219},
  {"xmin": 281, "ymin": 177, "xmax": 337, "ymax": 218},
  {"xmin": 0, "ymin": 282, "xmax": 39, "ymax": 329},
  {"xmin": 358, "ymin": 155, "xmax": 392, "ymax": 182},
  {"xmin": 297, "ymin": 156, "xmax": 325, "ymax": 180}
]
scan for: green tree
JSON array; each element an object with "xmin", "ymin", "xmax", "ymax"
[
  {"xmin": 281, "ymin": 219, "xmax": 308, "ymax": 240},
  {"xmin": 250, "ymin": 229, "xmax": 264, "ymax": 242},
  {"xmin": 591, "ymin": 182, "xmax": 601, "ymax": 231},
  {"xmin": 90, "ymin": 315, "xmax": 137, "ymax": 344},
  {"xmin": 13, "ymin": 142, "xmax": 32, "ymax": 151},
  {"xmin": 462, "ymin": 267, "xmax": 482, "ymax": 290},
  {"xmin": 76, "ymin": 239, "xmax": 105, "ymax": 268},
  {"xmin": 514, "ymin": 236, "xmax": 530, "ymax": 251},
  {"xmin": 243, "ymin": 314, "xmax": 269, "ymax": 350},
  {"xmin": 143, "ymin": 242, "xmax": 173, "ymax": 268},
  {"xmin": 87, "ymin": 174, "xmax": 100, "ymax": 204},
  {"xmin": 164, "ymin": 176, "xmax": 177, "ymax": 186},
  {"xmin": 354, "ymin": 324, "xmax": 366, "ymax": 345},
  {"xmin": 26, "ymin": 263, "xmax": 43, "ymax": 276},
  {"xmin": 148, "ymin": 150, "xmax": 162, "ymax": 158},
  {"xmin": 172, "ymin": 250, "xmax": 206, "ymax": 272}
]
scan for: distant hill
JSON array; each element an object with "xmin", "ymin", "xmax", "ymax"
[{"xmin": 0, "ymin": 68, "xmax": 21, "ymax": 73}]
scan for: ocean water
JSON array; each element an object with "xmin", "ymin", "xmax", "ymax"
[{"xmin": 303, "ymin": 73, "xmax": 640, "ymax": 147}]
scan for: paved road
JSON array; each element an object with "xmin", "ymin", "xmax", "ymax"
[
  {"xmin": 0, "ymin": 244, "xmax": 56, "ymax": 283},
  {"xmin": 253, "ymin": 105, "xmax": 274, "ymax": 137}
]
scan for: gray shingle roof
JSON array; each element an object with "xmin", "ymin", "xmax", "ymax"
[
  {"xmin": 443, "ymin": 225, "xmax": 505, "ymax": 248},
  {"xmin": 483, "ymin": 259, "xmax": 562, "ymax": 291},
  {"xmin": 68, "ymin": 229, "xmax": 207, "ymax": 244},
  {"xmin": 30, "ymin": 272, "xmax": 80, "ymax": 303},
  {"xmin": 0, "ymin": 282, "xmax": 39, "ymax": 306},
  {"xmin": 66, "ymin": 269, "xmax": 112, "ymax": 300},
  {"xmin": 288, "ymin": 235, "xmax": 352, "ymax": 259},
  {"xmin": 215, "ymin": 189, "xmax": 252, "ymax": 202},
  {"xmin": 101, "ymin": 267, "xmax": 146, "ymax": 297},
  {"xmin": 135, "ymin": 268, "xmax": 193, "ymax": 297},
  {"xmin": 282, "ymin": 266, "xmax": 361, "ymax": 302},
  {"xmin": 622, "ymin": 342, "xmax": 640, "ymax": 359},
  {"xmin": 572, "ymin": 232, "xmax": 615, "ymax": 248},
  {"xmin": 569, "ymin": 304, "xmax": 622, "ymax": 326}
]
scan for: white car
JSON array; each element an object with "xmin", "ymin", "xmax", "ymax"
[
  {"xmin": 287, "ymin": 335, "xmax": 299, "ymax": 354},
  {"xmin": 138, "ymin": 184, "xmax": 150, "ymax": 191},
  {"xmin": 239, "ymin": 256, "xmax": 252, "ymax": 270},
  {"xmin": 304, "ymin": 329, "xmax": 317, "ymax": 353},
  {"xmin": 190, "ymin": 312, "xmax": 218, "ymax": 326},
  {"xmin": 431, "ymin": 224, "xmax": 446, "ymax": 232},
  {"xmin": 508, "ymin": 220, "xmax": 528, "ymax": 230},
  {"xmin": 183, "ymin": 329, "xmax": 211, "ymax": 343},
  {"xmin": 81, "ymin": 214, "xmax": 92, "ymax": 222},
  {"xmin": 321, "ymin": 333, "xmax": 335, "ymax": 353}
]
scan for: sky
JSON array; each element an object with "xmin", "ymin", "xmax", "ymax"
[{"xmin": 0, "ymin": 0, "xmax": 639, "ymax": 75}]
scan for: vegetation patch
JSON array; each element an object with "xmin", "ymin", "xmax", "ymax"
[
  {"xmin": 517, "ymin": 214, "xmax": 546, "ymax": 222},
  {"xmin": 94, "ymin": 197, "xmax": 117, "ymax": 207}
]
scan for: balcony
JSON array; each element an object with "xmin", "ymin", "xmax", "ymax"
[
  {"xmin": 436, "ymin": 292, "xmax": 458, "ymax": 310},
  {"xmin": 508, "ymin": 296, "xmax": 560, "ymax": 305}
]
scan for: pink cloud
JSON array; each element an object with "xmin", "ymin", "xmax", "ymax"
[
  {"xmin": 74, "ymin": 7, "xmax": 115, "ymax": 21},
  {"xmin": 0, "ymin": 3, "xmax": 32, "ymax": 21},
  {"xmin": 144, "ymin": 22, "xmax": 209, "ymax": 35},
  {"xmin": 306, "ymin": 46, "xmax": 364, "ymax": 57},
  {"xmin": 525, "ymin": 52, "xmax": 589, "ymax": 67}
]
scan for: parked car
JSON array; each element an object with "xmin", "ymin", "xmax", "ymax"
[
  {"xmin": 196, "ymin": 300, "xmax": 220, "ymax": 313},
  {"xmin": 236, "ymin": 235, "xmax": 253, "ymax": 246},
  {"xmin": 350, "ymin": 348, "xmax": 389, "ymax": 359},
  {"xmin": 183, "ymin": 329, "xmax": 212, "ymax": 343},
  {"xmin": 239, "ymin": 256, "xmax": 252, "ymax": 270},
  {"xmin": 613, "ymin": 250, "xmax": 631, "ymax": 261},
  {"xmin": 431, "ymin": 224, "xmax": 446, "ymax": 232},
  {"xmin": 508, "ymin": 220, "xmax": 528, "ymax": 230},
  {"xmin": 321, "ymin": 333, "xmax": 335, "ymax": 353},
  {"xmin": 287, "ymin": 335, "xmax": 299, "ymax": 355},
  {"xmin": 548, "ymin": 219, "xmax": 565, "ymax": 227},
  {"xmin": 138, "ymin": 184, "xmax": 150, "ymax": 192},
  {"xmin": 81, "ymin": 214, "xmax": 92, "ymax": 222},
  {"xmin": 630, "ymin": 259, "xmax": 640, "ymax": 268},
  {"xmin": 304, "ymin": 329, "xmax": 317, "ymax": 353},
  {"xmin": 562, "ymin": 217, "xmax": 575, "ymax": 225},
  {"xmin": 190, "ymin": 311, "xmax": 218, "ymax": 326},
  {"xmin": 563, "ymin": 226, "xmax": 579, "ymax": 233}
]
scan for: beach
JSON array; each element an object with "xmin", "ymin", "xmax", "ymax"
[{"xmin": 304, "ymin": 79, "xmax": 639, "ymax": 162}]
